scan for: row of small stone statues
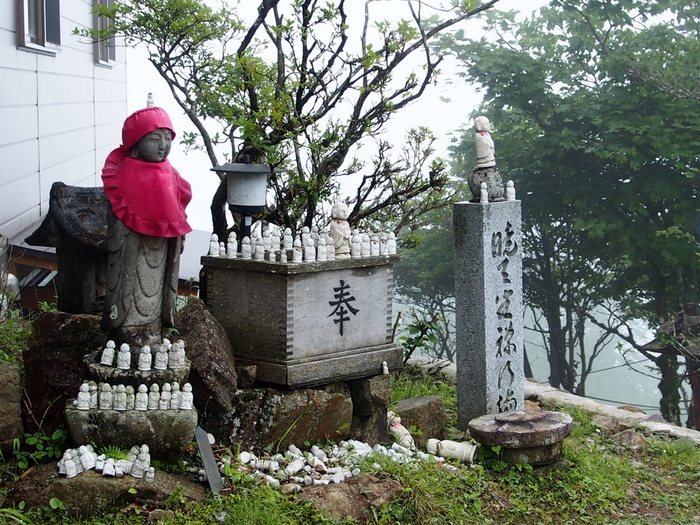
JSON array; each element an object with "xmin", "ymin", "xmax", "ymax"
[
  {"xmin": 58, "ymin": 443, "xmax": 154, "ymax": 480},
  {"xmin": 208, "ymin": 226, "xmax": 397, "ymax": 263},
  {"xmin": 99, "ymin": 338, "xmax": 186, "ymax": 371},
  {"xmin": 75, "ymin": 380, "xmax": 194, "ymax": 411}
]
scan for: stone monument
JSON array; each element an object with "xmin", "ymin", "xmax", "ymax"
[{"xmin": 454, "ymin": 116, "xmax": 524, "ymax": 429}]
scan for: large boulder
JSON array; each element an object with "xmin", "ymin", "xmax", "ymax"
[
  {"xmin": 297, "ymin": 474, "xmax": 403, "ymax": 523},
  {"xmin": 0, "ymin": 361, "xmax": 23, "ymax": 453},
  {"xmin": 347, "ymin": 375, "xmax": 391, "ymax": 445},
  {"xmin": 203, "ymin": 387, "xmax": 353, "ymax": 451},
  {"xmin": 174, "ymin": 296, "xmax": 238, "ymax": 414},
  {"xmin": 392, "ymin": 395, "xmax": 447, "ymax": 450},
  {"xmin": 6, "ymin": 463, "xmax": 207, "ymax": 517},
  {"xmin": 22, "ymin": 312, "xmax": 104, "ymax": 435}
]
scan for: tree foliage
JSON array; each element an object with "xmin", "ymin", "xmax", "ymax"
[
  {"xmin": 81, "ymin": 0, "xmax": 501, "ymax": 239},
  {"xmin": 445, "ymin": 0, "xmax": 700, "ymax": 414}
]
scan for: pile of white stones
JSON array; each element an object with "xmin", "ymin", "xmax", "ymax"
[
  {"xmin": 216, "ymin": 440, "xmax": 448, "ymax": 492},
  {"xmin": 57, "ymin": 443, "xmax": 154, "ymax": 481}
]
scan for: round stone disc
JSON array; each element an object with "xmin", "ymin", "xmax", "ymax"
[{"xmin": 468, "ymin": 410, "xmax": 573, "ymax": 449}]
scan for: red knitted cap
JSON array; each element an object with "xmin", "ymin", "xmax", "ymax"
[{"xmin": 121, "ymin": 107, "xmax": 176, "ymax": 151}]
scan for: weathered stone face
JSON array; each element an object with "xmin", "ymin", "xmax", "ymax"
[
  {"xmin": 173, "ymin": 295, "xmax": 238, "ymax": 414},
  {"xmin": 202, "ymin": 387, "xmax": 353, "ymax": 451},
  {"xmin": 22, "ymin": 311, "xmax": 105, "ymax": 435}
]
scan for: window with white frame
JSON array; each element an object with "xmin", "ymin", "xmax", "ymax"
[
  {"xmin": 95, "ymin": 0, "xmax": 116, "ymax": 65},
  {"xmin": 17, "ymin": 0, "xmax": 61, "ymax": 54}
]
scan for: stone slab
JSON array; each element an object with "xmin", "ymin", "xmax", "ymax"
[
  {"xmin": 454, "ymin": 201, "xmax": 524, "ymax": 428},
  {"xmin": 195, "ymin": 426, "xmax": 223, "ymax": 494},
  {"xmin": 202, "ymin": 255, "xmax": 400, "ymax": 387},
  {"xmin": 468, "ymin": 410, "xmax": 573, "ymax": 449}
]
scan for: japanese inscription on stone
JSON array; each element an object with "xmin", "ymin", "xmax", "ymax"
[
  {"xmin": 328, "ymin": 279, "xmax": 359, "ymax": 336},
  {"xmin": 492, "ymin": 221, "xmax": 519, "ymax": 412}
]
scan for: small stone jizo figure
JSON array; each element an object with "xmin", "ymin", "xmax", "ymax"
[
  {"xmin": 138, "ymin": 345, "xmax": 152, "ymax": 371},
  {"xmin": 329, "ymin": 202, "xmax": 352, "ymax": 259},
  {"xmin": 76, "ymin": 383, "xmax": 91, "ymax": 410},
  {"xmin": 100, "ymin": 340, "xmax": 116, "ymax": 366},
  {"xmin": 135, "ymin": 384, "xmax": 149, "ymax": 410},
  {"xmin": 474, "ymin": 116, "xmax": 495, "ymax": 168},
  {"xmin": 117, "ymin": 343, "xmax": 131, "ymax": 369}
]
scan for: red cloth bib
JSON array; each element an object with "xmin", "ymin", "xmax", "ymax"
[{"xmin": 102, "ymin": 147, "xmax": 192, "ymax": 237}]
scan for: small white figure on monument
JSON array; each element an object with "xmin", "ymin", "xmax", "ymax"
[
  {"xmin": 361, "ymin": 234, "xmax": 371, "ymax": 258},
  {"xmin": 387, "ymin": 232, "xmax": 397, "ymax": 255},
  {"xmin": 128, "ymin": 445, "xmax": 140, "ymax": 462},
  {"xmin": 382, "ymin": 361, "xmax": 389, "ymax": 375},
  {"xmin": 480, "ymin": 182, "xmax": 489, "ymax": 204},
  {"xmin": 76, "ymin": 383, "xmax": 91, "ymax": 410},
  {"xmin": 163, "ymin": 337, "xmax": 172, "ymax": 350},
  {"xmin": 474, "ymin": 116, "xmax": 496, "ymax": 168},
  {"xmin": 379, "ymin": 233, "xmax": 388, "ymax": 255},
  {"xmin": 140, "ymin": 444, "xmax": 151, "ymax": 466},
  {"xmin": 253, "ymin": 238, "xmax": 265, "ymax": 260},
  {"xmin": 71, "ymin": 449, "xmax": 84, "ymax": 473},
  {"xmin": 114, "ymin": 464, "xmax": 125, "ymax": 478},
  {"xmin": 292, "ymin": 236, "xmax": 303, "ymax": 262},
  {"xmin": 227, "ymin": 232, "xmax": 238, "ymax": 258},
  {"xmin": 102, "ymin": 458, "xmax": 116, "ymax": 477},
  {"xmin": 270, "ymin": 229, "xmax": 281, "ymax": 258},
  {"xmin": 506, "ymin": 180, "xmax": 516, "ymax": 201},
  {"xmin": 99, "ymin": 383, "xmax": 113, "ymax": 409},
  {"xmin": 262, "ymin": 229, "xmax": 272, "ymax": 252},
  {"xmin": 218, "ymin": 241, "xmax": 226, "ymax": 257},
  {"xmin": 324, "ymin": 231, "xmax": 336, "ymax": 261},
  {"xmin": 311, "ymin": 225, "xmax": 320, "ymax": 246},
  {"xmin": 208, "ymin": 234, "xmax": 219, "ymax": 256},
  {"xmin": 303, "ymin": 234, "xmax": 316, "ymax": 262},
  {"xmin": 301, "ymin": 226, "xmax": 311, "ymax": 247},
  {"xmin": 283, "ymin": 228, "xmax": 294, "ymax": 250},
  {"xmin": 173, "ymin": 339, "xmax": 187, "ymax": 367},
  {"xmin": 153, "ymin": 345, "xmax": 168, "ymax": 370},
  {"xmin": 135, "ymin": 384, "xmax": 149, "ymax": 410},
  {"xmin": 180, "ymin": 383, "xmax": 194, "ymax": 409},
  {"xmin": 79, "ymin": 445, "xmax": 97, "ymax": 471},
  {"xmin": 317, "ymin": 236, "xmax": 327, "ymax": 261},
  {"xmin": 138, "ymin": 345, "xmax": 152, "ymax": 371},
  {"xmin": 131, "ymin": 453, "xmax": 148, "ymax": 478},
  {"xmin": 145, "ymin": 467, "xmax": 155, "ymax": 483},
  {"xmin": 170, "ymin": 381, "xmax": 181, "ymax": 409},
  {"xmin": 148, "ymin": 383, "xmax": 160, "ymax": 410},
  {"xmin": 95, "ymin": 454, "xmax": 105, "ymax": 472},
  {"xmin": 100, "ymin": 340, "xmax": 116, "ymax": 366},
  {"xmin": 117, "ymin": 343, "xmax": 131, "ymax": 369},
  {"xmin": 280, "ymin": 247, "xmax": 287, "ymax": 263},
  {"xmin": 329, "ymin": 202, "xmax": 352, "ymax": 259},
  {"xmin": 89, "ymin": 381, "xmax": 98, "ymax": 408},
  {"xmin": 125, "ymin": 385, "xmax": 135, "ymax": 410},
  {"xmin": 241, "ymin": 236, "xmax": 252, "ymax": 259},
  {"xmin": 370, "ymin": 234, "xmax": 380, "ymax": 256},
  {"xmin": 63, "ymin": 453, "xmax": 78, "ymax": 479},
  {"xmin": 113, "ymin": 384, "xmax": 127, "ymax": 411},
  {"xmin": 351, "ymin": 231, "xmax": 362, "ymax": 258},
  {"xmin": 159, "ymin": 382, "xmax": 172, "ymax": 409}
]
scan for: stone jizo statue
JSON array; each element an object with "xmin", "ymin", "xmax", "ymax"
[
  {"xmin": 209, "ymin": 234, "xmax": 219, "ymax": 256},
  {"xmin": 76, "ymin": 383, "xmax": 91, "ymax": 410},
  {"xmin": 154, "ymin": 345, "xmax": 168, "ymax": 370},
  {"xmin": 138, "ymin": 345, "xmax": 152, "ymax": 371},
  {"xmin": 148, "ymin": 383, "xmax": 160, "ymax": 410},
  {"xmin": 113, "ymin": 384, "xmax": 127, "ymax": 411},
  {"xmin": 99, "ymin": 383, "xmax": 113, "ymax": 409},
  {"xmin": 474, "ymin": 116, "xmax": 496, "ymax": 168},
  {"xmin": 180, "ymin": 383, "xmax": 194, "ymax": 409},
  {"xmin": 125, "ymin": 385, "xmax": 135, "ymax": 410},
  {"xmin": 135, "ymin": 384, "xmax": 149, "ymax": 411},
  {"xmin": 329, "ymin": 202, "xmax": 352, "ymax": 259},
  {"xmin": 117, "ymin": 343, "xmax": 131, "ymax": 370},
  {"xmin": 101, "ymin": 107, "xmax": 192, "ymax": 351},
  {"xmin": 100, "ymin": 340, "xmax": 116, "ymax": 366},
  {"xmin": 170, "ymin": 382, "xmax": 181, "ymax": 410},
  {"xmin": 241, "ymin": 236, "xmax": 252, "ymax": 259}
]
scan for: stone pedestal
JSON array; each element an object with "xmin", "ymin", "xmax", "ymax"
[
  {"xmin": 454, "ymin": 200, "xmax": 524, "ymax": 429},
  {"xmin": 201, "ymin": 255, "xmax": 402, "ymax": 387},
  {"xmin": 468, "ymin": 410, "xmax": 573, "ymax": 466}
]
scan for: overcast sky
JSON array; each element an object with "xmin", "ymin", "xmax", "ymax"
[{"xmin": 125, "ymin": 0, "xmax": 549, "ymax": 232}]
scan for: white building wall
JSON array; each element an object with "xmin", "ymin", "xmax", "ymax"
[{"xmin": 0, "ymin": 0, "xmax": 127, "ymax": 243}]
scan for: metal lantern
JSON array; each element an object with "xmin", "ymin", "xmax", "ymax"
[{"xmin": 211, "ymin": 162, "xmax": 273, "ymax": 240}]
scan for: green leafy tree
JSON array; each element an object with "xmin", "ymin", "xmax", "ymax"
[
  {"xmin": 80, "ymin": 0, "xmax": 501, "ymax": 240},
  {"xmin": 445, "ymin": 0, "xmax": 700, "ymax": 420}
]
